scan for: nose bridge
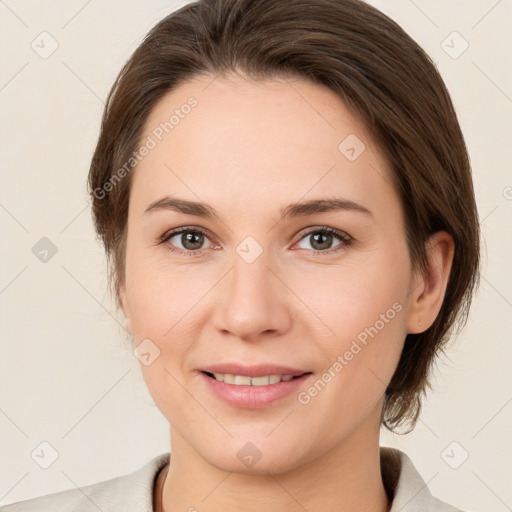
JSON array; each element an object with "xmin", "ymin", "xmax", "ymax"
[{"xmin": 214, "ymin": 243, "xmax": 290, "ymax": 340}]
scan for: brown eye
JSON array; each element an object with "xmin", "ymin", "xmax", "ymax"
[
  {"xmin": 160, "ymin": 227, "xmax": 214, "ymax": 255},
  {"xmin": 176, "ymin": 231, "xmax": 205, "ymax": 251},
  {"xmin": 295, "ymin": 227, "xmax": 352, "ymax": 254}
]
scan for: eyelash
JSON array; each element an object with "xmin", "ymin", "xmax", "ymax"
[{"xmin": 158, "ymin": 226, "xmax": 352, "ymax": 257}]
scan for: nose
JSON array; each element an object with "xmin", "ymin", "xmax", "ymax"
[{"xmin": 212, "ymin": 249, "xmax": 292, "ymax": 342}]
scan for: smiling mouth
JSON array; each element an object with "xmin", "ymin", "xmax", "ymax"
[{"xmin": 202, "ymin": 371, "xmax": 312, "ymax": 386}]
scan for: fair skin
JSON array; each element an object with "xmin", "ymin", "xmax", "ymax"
[{"xmin": 119, "ymin": 73, "xmax": 454, "ymax": 512}]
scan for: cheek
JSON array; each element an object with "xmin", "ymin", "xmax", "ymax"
[
  {"xmin": 127, "ymin": 264, "xmax": 202, "ymax": 423},
  {"xmin": 125, "ymin": 258, "xmax": 215, "ymax": 415},
  {"xmin": 293, "ymin": 250, "xmax": 410, "ymax": 340},
  {"xmin": 125, "ymin": 249, "xmax": 211, "ymax": 339},
  {"xmin": 294, "ymin": 251, "xmax": 410, "ymax": 400}
]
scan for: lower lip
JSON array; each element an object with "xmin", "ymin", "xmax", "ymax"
[{"xmin": 200, "ymin": 371, "xmax": 313, "ymax": 409}]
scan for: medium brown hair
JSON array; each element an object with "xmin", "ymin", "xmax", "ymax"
[{"xmin": 88, "ymin": 0, "xmax": 480, "ymax": 433}]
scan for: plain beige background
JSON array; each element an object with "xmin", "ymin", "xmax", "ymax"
[{"xmin": 0, "ymin": 1, "xmax": 511, "ymax": 510}]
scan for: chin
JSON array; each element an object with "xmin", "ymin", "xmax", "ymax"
[
  {"xmin": 195, "ymin": 433, "xmax": 312, "ymax": 476},
  {"xmin": 210, "ymin": 451, "xmax": 303, "ymax": 476}
]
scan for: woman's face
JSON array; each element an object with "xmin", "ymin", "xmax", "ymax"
[{"xmin": 120, "ymin": 73, "xmax": 420, "ymax": 473}]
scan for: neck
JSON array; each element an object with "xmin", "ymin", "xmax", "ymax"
[{"xmin": 159, "ymin": 420, "xmax": 391, "ymax": 512}]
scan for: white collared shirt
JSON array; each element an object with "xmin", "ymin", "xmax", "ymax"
[{"xmin": 2, "ymin": 447, "xmax": 466, "ymax": 511}]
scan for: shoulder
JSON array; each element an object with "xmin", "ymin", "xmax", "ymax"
[
  {"xmin": 381, "ymin": 446, "xmax": 471, "ymax": 512},
  {"xmin": 1, "ymin": 452, "xmax": 170, "ymax": 512}
]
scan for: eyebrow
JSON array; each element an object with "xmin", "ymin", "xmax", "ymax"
[{"xmin": 144, "ymin": 196, "xmax": 373, "ymax": 219}]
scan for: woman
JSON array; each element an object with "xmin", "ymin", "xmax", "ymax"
[{"xmin": 3, "ymin": 0, "xmax": 480, "ymax": 510}]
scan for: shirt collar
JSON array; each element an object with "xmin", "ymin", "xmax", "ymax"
[{"xmin": 381, "ymin": 446, "xmax": 459, "ymax": 511}]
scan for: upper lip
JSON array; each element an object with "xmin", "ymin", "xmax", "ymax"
[{"xmin": 200, "ymin": 363, "xmax": 311, "ymax": 378}]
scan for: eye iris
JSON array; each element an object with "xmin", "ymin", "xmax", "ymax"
[
  {"xmin": 311, "ymin": 231, "xmax": 332, "ymax": 250},
  {"xmin": 182, "ymin": 231, "xmax": 204, "ymax": 250}
]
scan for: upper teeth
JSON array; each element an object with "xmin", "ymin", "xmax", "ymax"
[{"xmin": 212, "ymin": 373, "xmax": 295, "ymax": 386}]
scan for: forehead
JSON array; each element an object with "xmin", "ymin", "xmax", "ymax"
[
  {"xmin": 142, "ymin": 73, "xmax": 374, "ymax": 159},
  {"xmin": 130, "ymin": 73, "xmax": 398, "ymax": 220}
]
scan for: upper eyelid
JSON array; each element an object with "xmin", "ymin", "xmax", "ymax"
[
  {"xmin": 163, "ymin": 225, "xmax": 349, "ymax": 239},
  {"xmin": 162, "ymin": 225, "xmax": 351, "ymax": 250}
]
